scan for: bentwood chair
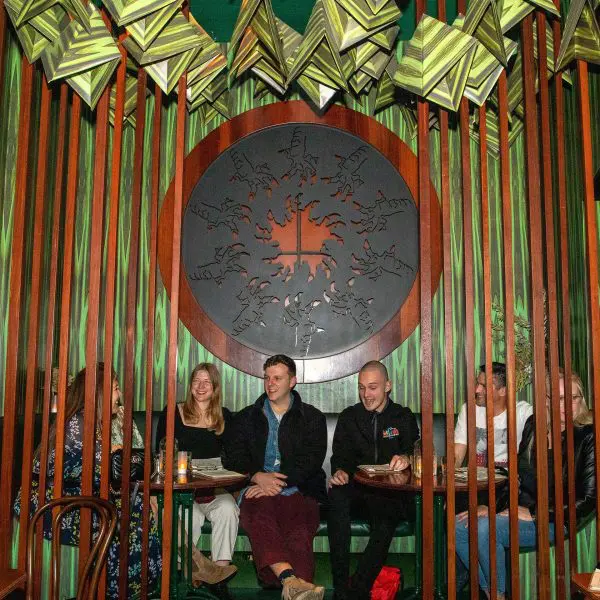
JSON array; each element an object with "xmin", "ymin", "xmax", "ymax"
[{"xmin": 0, "ymin": 496, "xmax": 117, "ymax": 600}]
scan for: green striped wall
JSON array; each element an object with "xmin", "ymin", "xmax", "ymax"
[{"xmin": 1, "ymin": 14, "xmax": 600, "ymax": 600}]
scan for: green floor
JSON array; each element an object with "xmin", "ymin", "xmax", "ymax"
[
  {"xmin": 222, "ymin": 552, "xmax": 410, "ymax": 598},
  {"xmin": 223, "ymin": 552, "xmax": 436, "ymax": 598}
]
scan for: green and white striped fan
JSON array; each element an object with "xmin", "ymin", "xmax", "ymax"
[
  {"xmin": 394, "ymin": 14, "xmax": 477, "ymax": 98},
  {"xmin": 556, "ymin": 0, "xmax": 600, "ymax": 70},
  {"xmin": 40, "ymin": 2, "xmax": 120, "ymax": 83}
]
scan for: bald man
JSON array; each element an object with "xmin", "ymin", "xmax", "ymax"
[{"xmin": 327, "ymin": 361, "xmax": 420, "ymax": 600}]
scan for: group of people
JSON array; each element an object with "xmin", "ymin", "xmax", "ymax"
[{"xmin": 14, "ymin": 355, "xmax": 596, "ymax": 600}]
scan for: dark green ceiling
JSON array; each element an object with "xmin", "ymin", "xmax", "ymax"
[{"xmin": 189, "ymin": 0, "xmax": 459, "ymax": 42}]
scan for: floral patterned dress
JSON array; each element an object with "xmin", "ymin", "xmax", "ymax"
[{"xmin": 14, "ymin": 411, "xmax": 162, "ymax": 599}]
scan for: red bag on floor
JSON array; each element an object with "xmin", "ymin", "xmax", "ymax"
[{"xmin": 371, "ymin": 566, "xmax": 401, "ymax": 600}]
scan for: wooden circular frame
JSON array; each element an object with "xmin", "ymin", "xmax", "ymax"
[{"xmin": 158, "ymin": 101, "xmax": 443, "ymax": 383}]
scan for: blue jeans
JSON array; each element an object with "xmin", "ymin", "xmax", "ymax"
[{"xmin": 455, "ymin": 514, "xmax": 555, "ymax": 595}]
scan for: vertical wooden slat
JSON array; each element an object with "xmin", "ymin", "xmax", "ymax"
[
  {"xmin": 161, "ymin": 70, "xmax": 187, "ymax": 600},
  {"xmin": 414, "ymin": 0, "xmax": 433, "ymax": 598},
  {"xmin": 118, "ymin": 67, "xmax": 148, "ymax": 599},
  {"xmin": 17, "ymin": 69, "xmax": 52, "ymax": 571},
  {"xmin": 54, "ymin": 92, "xmax": 82, "ymax": 500},
  {"xmin": 435, "ymin": 4, "xmax": 455, "ymax": 599},
  {"xmin": 537, "ymin": 13, "xmax": 566, "ymax": 599},
  {"xmin": 80, "ymin": 81, "xmax": 110, "ymax": 583},
  {"xmin": 576, "ymin": 58, "xmax": 600, "ymax": 557},
  {"xmin": 552, "ymin": 15, "xmax": 576, "ymax": 575},
  {"xmin": 479, "ymin": 105, "xmax": 498, "ymax": 600},
  {"xmin": 100, "ymin": 42, "xmax": 126, "ymax": 600},
  {"xmin": 0, "ymin": 57, "xmax": 34, "ymax": 567},
  {"xmin": 457, "ymin": 99, "xmax": 478, "ymax": 600},
  {"xmin": 522, "ymin": 15, "xmax": 551, "ymax": 600},
  {"xmin": 141, "ymin": 82, "xmax": 162, "ymax": 597},
  {"xmin": 37, "ymin": 82, "xmax": 68, "ymax": 596},
  {"xmin": 497, "ymin": 71, "xmax": 520, "ymax": 600}
]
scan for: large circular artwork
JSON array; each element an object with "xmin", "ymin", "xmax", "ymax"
[
  {"xmin": 182, "ymin": 123, "xmax": 418, "ymax": 359},
  {"xmin": 158, "ymin": 102, "xmax": 443, "ymax": 382}
]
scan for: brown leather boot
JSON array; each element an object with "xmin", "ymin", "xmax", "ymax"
[{"xmin": 190, "ymin": 547, "xmax": 237, "ymax": 586}]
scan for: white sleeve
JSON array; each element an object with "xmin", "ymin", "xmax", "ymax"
[
  {"xmin": 454, "ymin": 404, "xmax": 468, "ymax": 444},
  {"xmin": 516, "ymin": 402, "xmax": 534, "ymax": 445}
]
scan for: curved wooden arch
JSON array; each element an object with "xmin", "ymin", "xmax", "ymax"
[{"xmin": 158, "ymin": 101, "xmax": 443, "ymax": 383}]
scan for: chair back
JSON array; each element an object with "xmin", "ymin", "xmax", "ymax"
[{"xmin": 26, "ymin": 496, "xmax": 117, "ymax": 600}]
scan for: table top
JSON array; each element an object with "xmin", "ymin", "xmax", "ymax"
[
  {"xmin": 572, "ymin": 573, "xmax": 600, "ymax": 598},
  {"xmin": 146, "ymin": 472, "xmax": 248, "ymax": 492},
  {"xmin": 354, "ymin": 469, "xmax": 506, "ymax": 493}
]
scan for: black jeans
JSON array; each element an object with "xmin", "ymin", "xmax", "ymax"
[{"xmin": 327, "ymin": 481, "xmax": 412, "ymax": 598}]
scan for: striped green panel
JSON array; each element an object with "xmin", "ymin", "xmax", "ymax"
[
  {"xmin": 28, "ymin": 4, "xmax": 70, "ymax": 43},
  {"xmin": 109, "ymin": 73, "xmax": 143, "ymax": 127},
  {"xmin": 463, "ymin": 0, "xmax": 507, "ymax": 66},
  {"xmin": 394, "ymin": 14, "xmax": 477, "ymax": 97},
  {"xmin": 14, "ymin": 0, "xmax": 56, "ymax": 27},
  {"xmin": 360, "ymin": 48, "xmax": 390, "ymax": 78},
  {"xmin": 555, "ymin": 0, "xmax": 600, "ymax": 71},
  {"xmin": 426, "ymin": 42, "xmax": 476, "ymax": 111},
  {"xmin": 67, "ymin": 56, "xmax": 120, "ymax": 109},
  {"xmin": 325, "ymin": 0, "xmax": 392, "ymax": 52},
  {"xmin": 373, "ymin": 59, "xmax": 396, "ymax": 112},
  {"xmin": 297, "ymin": 72, "xmax": 338, "ymax": 108},
  {"xmin": 336, "ymin": 0, "xmax": 401, "ymax": 32},
  {"xmin": 102, "ymin": 0, "xmax": 179, "ymax": 27},
  {"xmin": 287, "ymin": 0, "xmax": 345, "ymax": 85},
  {"xmin": 122, "ymin": 12, "xmax": 203, "ymax": 65},
  {"xmin": 40, "ymin": 2, "xmax": 120, "ymax": 82},
  {"xmin": 124, "ymin": 0, "xmax": 185, "ymax": 51},
  {"xmin": 498, "ymin": 0, "xmax": 534, "ymax": 33},
  {"xmin": 525, "ymin": 0, "xmax": 561, "ymax": 18},
  {"xmin": 230, "ymin": 0, "xmax": 279, "ymax": 61},
  {"xmin": 4, "ymin": 0, "xmax": 54, "ymax": 62},
  {"xmin": 143, "ymin": 47, "xmax": 198, "ymax": 94},
  {"xmin": 61, "ymin": 0, "xmax": 92, "ymax": 33}
]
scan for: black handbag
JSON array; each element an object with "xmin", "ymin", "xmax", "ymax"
[{"xmin": 110, "ymin": 448, "xmax": 145, "ymax": 486}]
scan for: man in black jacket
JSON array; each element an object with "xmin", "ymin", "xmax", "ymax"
[
  {"xmin": 328, "ymin": 360, "xmax": 420, "ymax": 600},
  {"xmin": 223, "ymin": 354, "xmax": 327, "ymax": 600}
]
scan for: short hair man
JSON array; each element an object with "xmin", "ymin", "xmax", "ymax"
[
  {"xmin": 327, "ymin": 360, "xmax": 420, "ymax": 600},
  {"xmin": 454, "ymin": 362, "xmax": 533, "ymax": 468},
  {"xmin": 223, "ymin": 354, "xmax": 327, "ymax": 600}
]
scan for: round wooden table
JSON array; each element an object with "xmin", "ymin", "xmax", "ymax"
[
  {"xmin": 149, "ymin": 472, "xmax": 247, "ymax": 600},
  {"xmin": 354, "ymin": 469, "xmax": 507, "ymax": 599}
]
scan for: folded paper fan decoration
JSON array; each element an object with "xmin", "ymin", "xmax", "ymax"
[
  {"xmin": 555, "ymin": 0, "xmax": 600, "ymax": 70},
  {"xmin": 124, "ymin": 0, "xmax": 184, "ymax": 51},
  {"xmin": 394, "ymin": 14, "xmax": 477, "ymax": 101},
  {"xmin": 40, "ymin": 1, "xmax": 120, "ymax": 106}
]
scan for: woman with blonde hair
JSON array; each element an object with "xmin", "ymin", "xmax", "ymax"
[
  {"xmin": 156, "ymin": 362, "xmax": 238, "ymax": 597},
  {"xmin": 455, "ymin": 368, "xmax": 596, "ymax": 600}
]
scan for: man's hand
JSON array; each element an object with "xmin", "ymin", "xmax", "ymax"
[
  {"xmin": 389, "ymin": 454, "xmax": 410, "ymax": 471},
  {"xmin": 328, "ymin": 469, "xmax": 350, "ymax": 488},
  {"xmin": 250, "ymin": 471, "xmax": 287, "ymax": 496}
]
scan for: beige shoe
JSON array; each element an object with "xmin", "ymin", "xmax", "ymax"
[
  {"xmin": 190, "ymin": 547, "xmax": 237, "ymax": 586},
  {"xmin": 281, "ymin": 576, "xmax": 325, "ymax": 600}
]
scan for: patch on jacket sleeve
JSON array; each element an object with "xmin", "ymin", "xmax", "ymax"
[{"xmin": 382, "ymin": 427, "xmax": 399, "ymax": 439}]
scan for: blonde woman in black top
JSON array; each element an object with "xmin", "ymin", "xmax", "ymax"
[{"xmin": 156, "ymin": 363, "xmax": 239, "ymax": 597}]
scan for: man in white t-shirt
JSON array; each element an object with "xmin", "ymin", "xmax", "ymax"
[{"xmin": 454, "ymin": 362, "xmax": 533, "ymax": 468}]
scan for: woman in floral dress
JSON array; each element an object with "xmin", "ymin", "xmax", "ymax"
[{"xmin": 14, "ymin": 363, "xmax": 162, "ymax": 599}]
